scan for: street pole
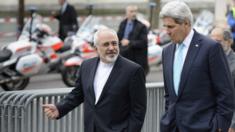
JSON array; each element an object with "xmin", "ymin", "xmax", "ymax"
[
  {"xmin": 149, "ymin": 2, "xmax": 156, "ymax": 30},
  {"xmin": 149, "ymin": 0, "xmax": 160, "ymax": 29},
  {"xmin": 215, "ymin": 0, "xmax": 227, "ymax": 22},
  {"xmin": 87, "ymin": 4, "xmax": 93, "ymax": 15},
  {"xmin": 18, "ymin": 0, "xmax": 24, "ymax": 37}
]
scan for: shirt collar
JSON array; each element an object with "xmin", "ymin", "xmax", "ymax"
[
  {"xmin": 226, "ymin": 48, "xmax": 232, "ymax": 56},
  {"xmin": 181, "ymin": 29, "xmax": 194, "ymax": 48},
  {"xmin": 61, "ymin": 2, "xmax": 68, "ymax": 13},
  {"xmin": 127, "ymin": 20, "xmax": 133, "ymax": 25},
  {"xmin": 99, "ymin": 60, "xmax": 115, "ymax": 68}
]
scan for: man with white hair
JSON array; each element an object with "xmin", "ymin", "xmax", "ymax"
[
  {"xmin": 160, "ymin": 1, "xmax": 234, "ymax": 132},
  {"xmin": 43, "ymin": 28, "xmax": 147, "ymax": 132}
]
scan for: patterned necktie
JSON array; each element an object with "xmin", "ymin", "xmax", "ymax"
[{"xmin": 173, "ymin": 44, "xmax": 185, "ymax": 95}]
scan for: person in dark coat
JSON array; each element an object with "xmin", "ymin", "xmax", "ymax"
[
  {"xmin": 117, "ymin": 5, "xmax": 149, "ymax": 75},
  {"xmin": 53, "ymin": 0, "xmax": 78, "ymax": 40},
  {"xmin": 160, "ymin": 1, "xmax": 234, "ymax": 132},
  {"xmin": 42, "ymin": 28, "xmax": 147, "ymax": 132}
]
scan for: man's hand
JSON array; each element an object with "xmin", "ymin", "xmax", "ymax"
[
  {"xmin": 42, "ymin": 104, "xmax": 59, "ymax": 120},
  {"xmin": 51, "ymin": 11, "xmax": 58, "ymax": 17},
  {"xmin": 229, "ymin": 128, "xmax": 235, "ymax": 132},
  {"xmin": 121, "ymin": 39, "xmax": 130, "ymax": 46}
]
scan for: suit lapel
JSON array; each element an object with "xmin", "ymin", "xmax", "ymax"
[
  {"xmin": 177, "ymin": 32, "xmax": 202, "ymax": 98},
  {"xmin": 95, "ymin": 56, "xmax": 121, "ymax": 105},
  {"xmin": 89, "ymin": 57, "xmax": 99, "ymax": 105},
  {"xmin": 120, "ymin": 20, "xmax": 127, "ymax": 38},
  {"xmin": 167, "ymin": 44, "xmax": 178, "ymax": 98}
]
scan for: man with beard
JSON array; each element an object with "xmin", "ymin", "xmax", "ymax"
[{"xmin": 43, "ymin": 28, "xmax": 147, "ymax": 132}]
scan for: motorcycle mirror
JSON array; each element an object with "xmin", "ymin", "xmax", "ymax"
[
  {"xmin": 74, "ymin": 48, "xmax": 81, "ymax": 55},
  {"xmin": 26, "ymin": 6, "xmax": 38, "ymax": 16},
  {"xmin": 26, "ymin": 6, "xmax": 38, "ymax": 41}
]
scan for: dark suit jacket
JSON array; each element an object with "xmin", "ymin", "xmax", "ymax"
[
  {"xmin": 56, "ymin": 56, "xmax": 147, "ymax": 132},
  {"xmin": 226, "ymin": 50, "xmax": 235, "ymax": 129},
  {"xmin": 117, "ymin": 19, "xmax": 149, "ymax": 74},
  {"xmin": 55, "ymin": 4, "xmax": 78, "ymax": 40},
  {"xmin": 160, "ymin": 30, "xmax": 234, "ymax": 132}
]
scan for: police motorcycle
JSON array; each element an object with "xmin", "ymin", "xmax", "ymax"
[
  {"xmin": 61, "ymin": 15, "xmax": 103, "ymax": 87},
  {"xmin": 0, "ymin": 10, "xmax": 64, "ymax": 91},
  {"xmin": 61, "ymin": 15, "xmax": 164, "ymax": 87},
  {"xmin": 147, "ymin": 31, "xmax": 163, "ymax": 67}
]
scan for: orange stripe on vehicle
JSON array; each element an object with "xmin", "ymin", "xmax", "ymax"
[
  {"xmin": 22, "ymin": 66, "xmax": 34, "ymax": 73},
  {"xmin": 52, "ymin": 42, "xmax": 63, "ymax": 51},
  {"xmin": 16, "ymin": 46, "xmax": 31, "ymax": 52},
  {"xmin": 50, "ymin": 54, "xmax": 58, "ymax": 60}
]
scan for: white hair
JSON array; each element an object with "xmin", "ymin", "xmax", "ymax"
[
  {"xmin": 93, "ymin": 28, "xmax": 118, "ymax": 46},
  {"xmin": 160, "ymin": 1, "xmax": 193, "ymax": 26}
]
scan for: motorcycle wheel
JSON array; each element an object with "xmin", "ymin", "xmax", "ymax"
[
  {"xmin": 61, "ymin": 66, "xmax": 79, "ymax": 87},
  {"xmin": 1, "ymin": 78, "xmax": 30, "ymax": 91}
]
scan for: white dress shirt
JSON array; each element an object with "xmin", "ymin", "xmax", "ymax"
[
  {"xmin": 175, "ymin": 29, "xmax": 194, "ymax": 64},
  {"xmin": 93, "ymin": 61, "xmax": 114, "ymax": 104}
]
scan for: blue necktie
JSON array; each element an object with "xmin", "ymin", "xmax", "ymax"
[{"xmin": 173, "ymin": 44, "xmax": 185, "ymax": 95}]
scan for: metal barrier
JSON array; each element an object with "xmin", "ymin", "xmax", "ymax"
[{"xmin": 0, "ymin": 82, "xmax": 165, "ymax": 132}]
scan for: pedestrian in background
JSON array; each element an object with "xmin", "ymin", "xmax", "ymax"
[
  {"xmin": 210, "ymin": 27, "xmax": 235, "ymax": 132},
  {"xmin": 227, "ymin": 0, "xmax": 235, "ymax": 51},
  {"xmin": 117, "ymin": 5, "xmax": 149, "ymax": 75},
  {"xmin": 160, "ymin": 1, "xmax": 234, "ymax": 132},
  {"xmin": 53, "ymin": 0, "xmax": 79, "ymax": 40},
  {"xmin": 43, "ymin": 28, "xmax": 147, "ymax": 132}
]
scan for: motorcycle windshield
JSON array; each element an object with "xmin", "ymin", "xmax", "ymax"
[
  {"xmin": 75, "ymin": 14, "xmax": 150, "ymax": 41},
  {"xmin": 75, "ymin": 15, "xmax": 103, "ymax": 43},
  {"xmin": 19, "ymin": 13, "xmax": 43, "ymax": 40},
  {"xmin": 193, "ymin": 10, "xmax": 214, "ymax": 35}
]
